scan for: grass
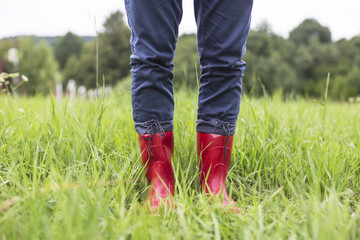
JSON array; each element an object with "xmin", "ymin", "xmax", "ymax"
[{"xmin": 0, "ymin": 89, "xmax": 360, "ymax": 239}]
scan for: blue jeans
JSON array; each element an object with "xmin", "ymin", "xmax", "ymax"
[{"xmin": 125, "ymin": 0, "xmax": 253, "ymax": 136}]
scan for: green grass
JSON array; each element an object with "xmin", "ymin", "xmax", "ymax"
[{"xmin": 0, "ymin": 89, "xmax": 360, "ymax": 239}]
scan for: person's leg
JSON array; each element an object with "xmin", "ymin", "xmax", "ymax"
[
  {"xmin": 125, "ymin": 0, "xmax": 182, "ymax": 211},
  {"xmin": 125, "ymin": 0, "xmax": 182, "ymax": 129},
  {"xmin": 194, "ymin": 0, "xmax": 253, "ymax": 211}
]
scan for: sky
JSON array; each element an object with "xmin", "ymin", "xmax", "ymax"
[{"xmin": 1, "ymin": 0, "xmax": 359, "ymax": 41}]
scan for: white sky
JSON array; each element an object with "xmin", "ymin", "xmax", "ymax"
[{"xmin": 0, "ymin": 0, "xmax": 359, "ymax": 41}]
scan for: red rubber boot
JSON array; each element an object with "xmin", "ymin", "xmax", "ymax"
[
  {"xmin": 138, "ymin": 131, "xmax": 175, "ymax": 211},
  {"xmin": 197, "ymin": 132, "xmax": 243, "ymax": 213}
]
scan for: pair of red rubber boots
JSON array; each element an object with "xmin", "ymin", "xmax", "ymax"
[{"xmin": 138, "ymin": 131, "xmax": 241, "ymax": 212}]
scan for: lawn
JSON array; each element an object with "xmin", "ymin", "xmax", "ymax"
[{"xmin": 0, "ymin": 89, "xmax": 359, "ymax": 239}]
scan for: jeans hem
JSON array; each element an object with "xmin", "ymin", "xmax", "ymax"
[
  {"xmin": 135, "ymin": 120, "xmax": 173, "ymax": 135},
  {"xmin": 196, "ymin": 119, "xmax": 236, "ymax": 136}
]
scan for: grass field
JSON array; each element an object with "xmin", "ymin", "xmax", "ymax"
[{"xmin": 0, "ymin": 89, "xmax": 360, "ymax": 239}]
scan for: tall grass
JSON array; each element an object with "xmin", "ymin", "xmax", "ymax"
[{"xmin": 0, "ymin": 90, "xmax": 359, "ymax": 239}]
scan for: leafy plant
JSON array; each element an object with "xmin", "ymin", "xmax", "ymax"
[{"xmin": 0, "ymin": 72, "xmax": 28, "ymax": 94}]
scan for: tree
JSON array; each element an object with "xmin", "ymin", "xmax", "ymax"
[
  {"xmin": 244, "ymin": 51, "xmax": 298, "ymax": 96},
  {"xmin": 243, "ymin": 29, "xmax": 298, "ymax": 96},
  {"xmin": 246, "ymin": 23, "xmax": 274, "ymax": 58},
  {"xmin": 18, "ymin": 37, "xmax": 58, "ymax": 95},
  {"xmin": 63, "ymin": 10, "xmax": 131, "ymax": 88},
  {"xmin": 98, "ymin": 10, "xmax": 131, "ymax": 86},
  {"xmin": 289, "ymin": 18, "xmax": 332, "ymax": 45},
  {"xmin": 173, "ymin": 34, "xmax": 200, "ymax": 88},
  {"xmin": 63, "ymin": 42, "xmax": 97, "ymax": 88},
  {"xmin": 330, "ymin": 66, "xmax": 360, "ymax": 100},
  {"xmin": 54, "ymin": 32, "xmax": 83, "ymax": 69}
]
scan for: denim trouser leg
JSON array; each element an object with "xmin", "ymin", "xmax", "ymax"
[
  {"xmin": 125, "ymin": 0, "xmax": 182, "ymax": 134},
  {"xmin": 194, "ymin": 0, "xmax": 253, "ymax": 135},
  {"xmin": 125, "ymin": 0, "xmax": 253, "ymax": 135}
]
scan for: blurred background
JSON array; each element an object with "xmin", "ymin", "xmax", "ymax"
[{"xmin": 1, "ymin": 0, "xmax": 360, "ymax": 100}]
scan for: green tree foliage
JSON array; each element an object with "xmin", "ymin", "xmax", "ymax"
[
  {"xmin": 243, "ymin": 28, "xmax": 298, "ymax": 96},
  {"xmin": 289, "ymin": 18, "xmax": 332, "ymax": 45},
  {"xmin": 173, "ymin": 34, "xmax": 200, "ymax": 88},
  {"xmin": 242, "ymin": 19, "xmax": 360, "ymax": 100},
  {"xmin": 98, "ymin": 10, "xmax": 131, "ymax": 86},
  {"xmin": 18, "ymin": 37, "xmax": 58, "ymax": 95},
  {"xmin": 63, "ymin": 10, "xmax": 131, "ymax": 88},
  {"xmin": 63, "ymin": 42, "xmax": 97, "ymax": 87},
  {"xmin": 294, "ymin": 37, "xmax": 339, "ymax": 96},
  {"xmin": 54, "ymin": 32, "xmax": 83, "ymax": 69}
]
